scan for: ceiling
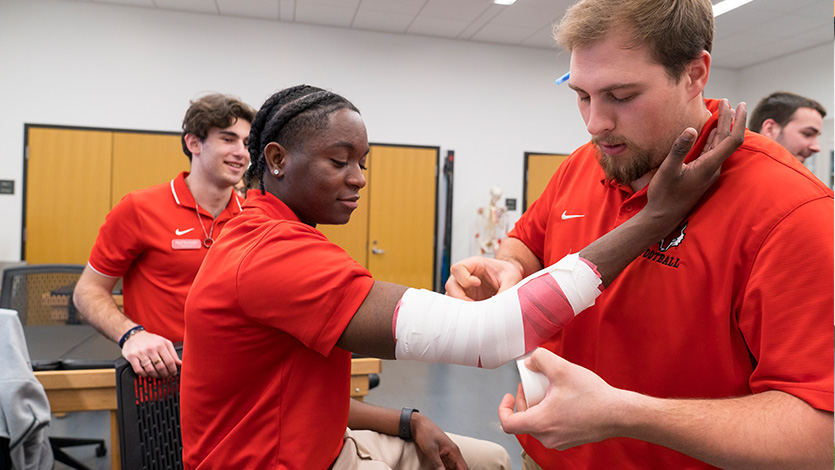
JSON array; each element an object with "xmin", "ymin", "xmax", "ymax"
[{"xmin": 60, "ymin": 0, "xmax": 832, "ymax": 70}]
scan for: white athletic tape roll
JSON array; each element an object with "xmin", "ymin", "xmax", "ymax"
[
  {"xmin": 516, "ymin": 352, "xmax": 549, "ymax": 407},
  {"xmin": 394, "ymin": 253, "xmax": 602, "ymax": 369}
]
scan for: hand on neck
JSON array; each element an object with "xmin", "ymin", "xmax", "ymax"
[{"xmin": 629, "ymin": 100, "xmax": 711, "ymax": 193}]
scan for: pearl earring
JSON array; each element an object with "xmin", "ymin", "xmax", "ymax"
[{"xmin": 274, "ymin": 169, "xmax": 279, "ymax": 175}]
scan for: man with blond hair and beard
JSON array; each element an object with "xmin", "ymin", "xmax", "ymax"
[{"xmin": 446, "ymin": 0, "xmax": 833, "ymax": 469}]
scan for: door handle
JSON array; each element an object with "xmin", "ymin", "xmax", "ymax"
[{"xmin": 371, "ymin": 247, "xmax": 385, "ymax": 255}]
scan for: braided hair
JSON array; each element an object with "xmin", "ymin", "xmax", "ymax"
[{"xmin": 246, "ymin": 85, "xmax": 361, "ymax": 193}]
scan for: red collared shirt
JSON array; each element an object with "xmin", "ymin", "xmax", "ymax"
[
  {"xmin": 182, "ymin": 190, "xmax": 375, "ymax": 469},
  {"xmin": 511, "ymin": 99, "xmax": 834, "ymax": 469},
  {"xmin": 88, "ymin": 171, "xmax": 242, "ymax": 341}
]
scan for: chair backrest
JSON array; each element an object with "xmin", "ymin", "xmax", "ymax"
[
  {"xmin": 115, "ymin": 344, "xmax": 184, "ymax": 470},
  {"xmin": 0, "ymin": 437, "xmax": 11, "ymax": 470},
  {"xmin": 0, "ymin": 264, "xmax": 85, "ymax": 325}
]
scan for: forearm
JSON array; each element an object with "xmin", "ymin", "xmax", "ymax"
[
  {"xmin": 352, "ymin": 213, "xmax": 700, "ymax": 368},
  {"xmin": 394, "ymin": 253, "xmax": 600, "ymax": 368},
  {"xmin": 347, "ymin": 398, "xmax": 400, "ymax": 436},
  {"xmin": 497, "ymin": 209, "xmax": 682, "ymax": 290},
  {"xmin": 495, "ymin": 237, "xmax": 544, "ymax": 279},
  {"xmin": 617, "ymin": 390, "xmax": 833, "ymax": 470},
  {"xmin": 579, "ymin": 209, "xmax": 675, "ymax": 287},
  {"xmin": 73, "ymin": 268, "xmax": 134, "ymax": 343}
]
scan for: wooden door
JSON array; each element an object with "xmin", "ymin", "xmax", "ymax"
[
  {"xmin": 111, "ymin": 132, "xmax": 189, "ymax": 206},
  {"xmin": 24, "ymin": 127, "xmax": 185, "ymax": 265},
  {"xmin": 524, "ymin": 153, "xmax": 569, "ymax": 211},
  {"xmin": 25, "ymin": 128, "xmax": 113, "ymax": 264},
  {"xmin": 366, "ymin": 146, "xmax": 437, "ymax": 289}
]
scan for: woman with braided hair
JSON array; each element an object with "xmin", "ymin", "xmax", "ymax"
[
  {"xmin": 180, "ymin": 85, "xmax": 744, "ymax": 469},
  {"xmin": 181, "ymin": 85, "xmax": 511, "ymax": 469}
]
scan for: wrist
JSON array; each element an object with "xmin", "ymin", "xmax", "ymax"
[
  {"xmin": 632, "ymin": 208, "xmax": 678, "ymax": 241},
  {"xmin": 494, "ymin": 256, "xmax": 527, "ymax": 283},
  {"xmin": 398, "ymin": 407, "xmax": 419, "ymax": 440},
  {"xmin": 118, "ymin": 325, "xmax": 145, "ymax": 348},
  {"xmin": 610, "ymin": 389, "xmax": 650, "ymax": 439}
]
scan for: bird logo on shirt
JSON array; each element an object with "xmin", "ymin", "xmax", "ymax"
[{"xmin": 659, "ymin": 221, "xmax": 688, "ymax": 252}]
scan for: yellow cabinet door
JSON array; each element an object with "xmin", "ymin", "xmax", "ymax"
[
  {"xmin": 25, "ymin": 127, "xmax": 113, "ymax": 264},
  {"xmin": 111, "ymin": 132, "xmax": 189, "ymax": 206},
  {"xmin": 24, "ymin": 127, "xmax": 185, "ymax": 264},
  {"xmin": 366, "ymin": 146, "xmax": 437, "ymax": 290},
  {"xmin": 525, "ymin": 153, "xmax": 569, "ymax": 211}
]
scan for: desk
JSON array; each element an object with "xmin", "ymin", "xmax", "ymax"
[
  {"xmin": 25, "ymin": 325, "xmax": 121, "ymax": 370},
  {"xmin": 350, "ymin": 357, "xmax": 383, "ymax": 401},
  {"xmin": 34, "ymin": 369, "xmax": 120, "ymax": 469},
  {"xmin": 30, "ymin": 338, "xmax": 382, "ymax": 470}
]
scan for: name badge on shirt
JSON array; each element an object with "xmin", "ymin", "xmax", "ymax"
[{"xmin": 172, "ymin": 239, "xmax": 202, "ymax": 250}]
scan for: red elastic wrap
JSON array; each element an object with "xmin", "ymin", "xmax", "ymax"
[{"xmin": 517, "ymin": 273, "xmax": 574, "ymax": 352}]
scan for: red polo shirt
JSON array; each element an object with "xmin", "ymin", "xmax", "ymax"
[
  {"xmin": 511, "ymin": 99, "xmax": 834, "ymax": 469},
  {"xmin": 87, "ymin": 172, "xmax": 242, "ymax": 341},
  {"xmin": 181, "ymin": 190, "xmax": 375, "ymax": 469}
]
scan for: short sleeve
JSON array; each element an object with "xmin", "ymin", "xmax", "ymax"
[
  {"xmin": 87, "ymin": 193, "xmax": 144, "ymax": 278},
  {"xmin": 236, "ymin": 223, "xmax": 375, "ymax": 356},
  {"xmin": 740, "ymin": 196, "xmax": 834, "ymax": 411}
]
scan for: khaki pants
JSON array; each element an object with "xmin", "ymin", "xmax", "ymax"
[
  {"xmin": 521, "ymin": 450, "xmax": 544, "ymax": 470},
  {"xmin": 332, "ymin": 428, "xmax": 511, "ymax": 470}
]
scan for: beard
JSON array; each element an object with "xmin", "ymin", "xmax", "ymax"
[
  {"xmin": 592, "ymin": 135, "xmax": 661, "ymax": 185},
  {"xmin": 775, "ymin": 130, "xmax": 807, "ymax": 160}
]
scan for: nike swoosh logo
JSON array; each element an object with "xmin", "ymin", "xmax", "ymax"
[
  {"xmin": 175, "ymin": 228, "xmax": 195, "ymax": 236},
  {"xmin": 561, "ymin": 211, "xmax": 585, "ymax": 220}
]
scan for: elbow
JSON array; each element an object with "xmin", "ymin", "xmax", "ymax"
[
  {"xmin": 71, "ymin": 286, "xmax": 83, "ymax": 311},
  {"xmin": 71, "ymin": 287, "xmax": 87, "ymax": 322},
  {"xmin": 477, "ymin": 356, "xmax": 508, "ymax": 370},
  {"xmin": 71, "ymin": 276, "xmax": 93, "ymax": 319}
]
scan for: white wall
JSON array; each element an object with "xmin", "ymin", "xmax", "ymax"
[{"xmin": 0, "ymin": 0, "xmax": 830, "ymax": 267}]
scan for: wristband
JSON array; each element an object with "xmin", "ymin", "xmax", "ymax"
[
  {"xmin": 398, "ymin": 408, "xmax": 419, "ymax": 440},
  {"xmin": 119, "ymin": 325, "xmax": 145, "ymax": 349}
]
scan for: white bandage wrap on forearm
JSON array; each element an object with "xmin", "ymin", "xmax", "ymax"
[{"xmin": 393, "ymin": 253, "xmax": 602, "ymax": 368}]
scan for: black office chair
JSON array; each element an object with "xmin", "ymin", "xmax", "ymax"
[
  {"xmin": 115, "ymin": 344, "xmax": 184, "ymax": 470},
  {"xmin": 0, "ymin": 264, "xmax": 107, "ymax": 469},
  {"xmin": 0, "ymin": 264, "xmax": 87, "ymax": 325},
  {"xmin": 0, "ymin": 437, "xmax": 11, "ymax": 470}
]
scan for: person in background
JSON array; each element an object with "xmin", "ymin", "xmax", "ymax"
[
  {"xmin": 750, "ymin": 91, "xmax": 826, "ymax": 163},
  {"xmin": 180, "ymin": 83, "xmax": 743, "ymax": 469},
  {"xmin": 234, "ymin": 177, "xmax": 248, "ymax": 199},
  {"xmin": 446, "ymin": 1, "xmax": 833, "ymax": 469},
  {"xmin": 73, "ymin": 93, "xmax": 255, "ymax": 378}
]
